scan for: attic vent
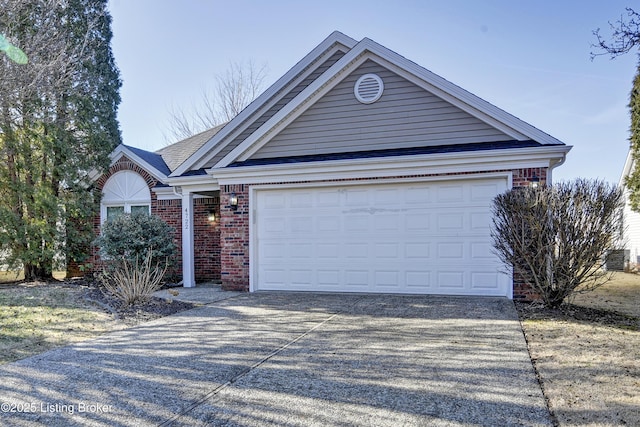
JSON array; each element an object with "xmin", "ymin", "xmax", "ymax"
[{"xmin": 354, "ymin": 73, "xmax": 384, "ymax": 104}]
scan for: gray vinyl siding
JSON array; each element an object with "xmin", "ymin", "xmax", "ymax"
[
  {"xmin": 202, "ymin": 50, "xmax": 346, "ymax": 168},
  {"xmin": 250, "ymin": 60, "xmax": 513, "ymax": 160}
]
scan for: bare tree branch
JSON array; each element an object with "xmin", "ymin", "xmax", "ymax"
[
  {"xmin": 163, "ymin": 60, "xmax": 267, "ymax": 143},
  {"xmin": 492, "ymin": 180, "xmax": 624, "ymax": 307},
  {"xmin": 591, "ymin": 7, "xmax": 640, "ymax": 59}
]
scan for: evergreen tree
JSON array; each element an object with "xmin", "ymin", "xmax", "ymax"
[
  {"xmin": 592, "ymin": 7, "xmax": 640, "ymax": 210},
  {"xmin": 0, "ymin": 0, "xmax": 121, "ymax": 280},
  {"xmin": 626, "ymin": 66, "xmax": 640, "ymax": 211}
]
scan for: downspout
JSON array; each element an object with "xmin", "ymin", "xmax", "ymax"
[{"xmin": 546, "ymin": 153, "xmax": 567, "ymax": 185}]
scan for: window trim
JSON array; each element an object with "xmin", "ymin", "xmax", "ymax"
[{"xmin": 101, "ymin": 203, "xmax": 150, "ymax": 224}]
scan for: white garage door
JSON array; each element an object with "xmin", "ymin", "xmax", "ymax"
[{"xmin": 254, "ymin": 178, "xmax": 510, "ymax": 296}]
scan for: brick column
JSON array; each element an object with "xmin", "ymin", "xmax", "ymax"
[{"xmin": 220, "ymin": 185, "xmax": 250, "ymax": 291}]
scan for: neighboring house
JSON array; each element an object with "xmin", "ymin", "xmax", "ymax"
[
  {"xmin": 620, "ymin": 149, "xmax": 640, "ymax": 264},
  {"xmin": 89, "ymin": 31, "xmax": 571, "ymax": 300}
]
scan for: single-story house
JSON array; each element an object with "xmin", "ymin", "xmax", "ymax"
[
  {"xmin": 620, "ymin": 149, "xmax": 640, "ymax": 264},
  {"xmin": 90, "ymin": 31, "xmax": 571, "ymax": 300}
]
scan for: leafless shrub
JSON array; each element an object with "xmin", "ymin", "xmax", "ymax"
[
  {"xmin": 100, "ymin": 249, "xmax": 168, "ymax": 306},
  {"xmin": 492, "ymin": 179, "xmax": 624, "ymax": 307}
]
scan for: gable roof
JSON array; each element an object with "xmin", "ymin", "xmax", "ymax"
[
  {"xmin": 156, "ymin": 124, "xmax": 226, "ymax": 172},
  {"xmin": 122, "ymin": 144, "xmax": 171, "ymax": 176},
  {"xmin": 168, "ymin": 31, "xmax": 565, "ymax": 178},
  {"xmin": 100, "ymin": 123, "xmax": 227, "ymax": 185},
  {"xmin": 169, "ymin": 31, "xmax": 358, "ymax": 177}
]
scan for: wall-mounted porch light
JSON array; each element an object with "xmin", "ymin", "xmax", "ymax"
[
  {"xmin": 229, "ymin": 192, "xmax": 238, "ymax": 211},
  {"xmin": 207, "ymin": 208, "xmax": 216, "ymax": 222},
  {"xmin": 529, "ymin": 174, "xmax": 540, "ymax": 188}
]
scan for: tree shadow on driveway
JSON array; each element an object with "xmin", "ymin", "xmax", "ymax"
[{"xmin": 0, "ymin": 293, "xmax": 552, "ymax": 426}]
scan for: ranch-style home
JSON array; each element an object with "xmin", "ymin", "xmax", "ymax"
[{"xmin": 91, "ymin": 31, "xmax": 571, "ymax": 300}]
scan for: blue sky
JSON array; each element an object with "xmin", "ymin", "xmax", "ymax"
[{"xmin": 107, "ymin": 0, "xmax": 638, "ymax": 184}]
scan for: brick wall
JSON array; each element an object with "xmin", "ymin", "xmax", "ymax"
[
  {"xmin": 511, "ymin": 167, "xmax": 548, "ymax": 301},
  {"xmin": 87, "ymin": 156, "xmax": 221, "ymax": 283},
  {"xmin": 194, "ymin": 197, "xmax": 221, "ymax": 282},
  {"xmin": 217, "ymin": 168, "xmax": 549, "ymax": 296},
  {"xmin": 220, "ymin": 185, "xmax": 250, "ymax": 291},
  {"xmin": 154, "ymin": 199, "xmax": 182, "ymax": 281}
]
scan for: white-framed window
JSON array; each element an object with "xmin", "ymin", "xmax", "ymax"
[{"xmin": 101, "ymin": 171, "xmax": 151, "ymax": 223}]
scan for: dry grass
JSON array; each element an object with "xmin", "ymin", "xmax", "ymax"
[
  {"xmin": 520, "ymin": 272, "xmax": 640, "ymax": 426},
  {"xmin": 0, "ymin": 282, "xmax": 125, "ymax": 364}
]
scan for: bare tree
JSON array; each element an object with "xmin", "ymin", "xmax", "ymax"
[
  {"xmin": 164, "ymin": 61, "xmax": 267, "ymax": 142},
  {"xmin": 492, "ymin": 180, "xmax": 624, "ymax": 308},
  {"xmin": 591, "ymin": 7, "xmax": 640, "ymax": 59}
]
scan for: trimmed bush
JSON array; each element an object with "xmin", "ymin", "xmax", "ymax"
[
  {"xmin": 94, "ymin": 212, "xmax": 177, "ymax": 305},
  {"xmin": 492, "ymin": 179, "xmax": 624, "ymax": 307}
]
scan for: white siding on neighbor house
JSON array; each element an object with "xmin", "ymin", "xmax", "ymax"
[
  {"xmin": 250, "ymin": 60, "xmax": 513, "ymax": 160},
  {"xmin": 202, "ymin": 50, "xmax": 347, "ymax": 169},
  {"xmin": 623, "ymin": 188, "xmax": 640, "ymax": 264}
]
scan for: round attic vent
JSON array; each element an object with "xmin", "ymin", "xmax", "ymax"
[{"xmin": 354, "ymin": 73, "xmax": 384, "ymax": 104}]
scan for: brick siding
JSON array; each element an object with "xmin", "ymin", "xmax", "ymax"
[
  {"xmin": 87, "ymin": 161, "xmax": 546, "ymax": 299},
  {"xmin": 218, "ymin": 168, "xmax": 548, "ymax": 298},
  {"xmin": 85, "ymin": 156, "xmax": 220, "ymax": 283}
]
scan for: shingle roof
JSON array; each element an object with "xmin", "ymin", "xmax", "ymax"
[
  {"xmin": 122, "ymin": 145, "xmax": 172, "ymax": 176},
  {"xmin": 156, "ymin": 124, "xmax": 226, "ymax": 172},
  {"xmin": 229, "ymin": 140, "xmax": 542, "ymax": 168}
]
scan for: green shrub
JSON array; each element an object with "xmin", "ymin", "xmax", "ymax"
[
  {"xmin": 94, "ymin": 212, "xmax": 177, "ymax": 305},
  {"xmin": 94, "ymin": 212, "xmax": 176, "ymax": 266}
]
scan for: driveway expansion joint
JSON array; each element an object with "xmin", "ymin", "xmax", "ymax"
[{"xmin": 159, "ymin": 310, "xmax": 342, "ymax": 426}]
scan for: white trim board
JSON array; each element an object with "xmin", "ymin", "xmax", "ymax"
[
  {"xmin": 211, "ymin": 145, "xmax": 570, "ymax": 186},
  {"xmin": 170, "ymin": 31, "xmax": 358, "ymax": 177}
]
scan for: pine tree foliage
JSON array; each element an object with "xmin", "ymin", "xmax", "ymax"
[
  {"xmin": 592, "ymin": 7, "xmax": 640, "ymax": 211},
  {"xmin": 0, "ymin": 0, "xmax": 121, "ymax": 280},
  {"xmin": 627, "ymin": 68, "xmax": 640, "ymax": 211}
]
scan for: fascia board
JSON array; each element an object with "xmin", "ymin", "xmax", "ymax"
[
  {"xmin": 164, "ymin": 175, "xmax": 220, "ymax": 194},
  {"xmin": 620, "ymin": 149, "xmax": 634, "ymax": 188},
  {"xmin": 106, "ymin": 146, "xmax": 168, "ymax": 183},
  {"xmin": 169, "ymin": 31, "xmax": 358, "ymax": 178},
  {"xmin": 215, "ymin": 44, "xmax": 371, "ymax": 167},
  {"xmin": 153, "ymin": 186, "xmax": 217, "ymax": 199},
  {"xmin": 188, "ymin": 42, "xmax": 353, "ymax": 172},
  {"xmin": 210, "ymin": 145, "xmax": 572, "ymax": 185},
  {"xmin": 358, "ymin": 38, "xmax": 564, "ymax": 145}
]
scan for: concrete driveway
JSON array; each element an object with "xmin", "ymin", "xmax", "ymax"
[{"xmin": 0, "ymin": 293, "xmax": 552, "ymax": 426}]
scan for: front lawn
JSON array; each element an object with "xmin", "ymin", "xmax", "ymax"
[
  {"xmin": 518, "ymin": 272, "xmax": 640, "ymax": 426},
  {"xmin": 0, "ymin": 281, "xmax": 123, "ymax": 364}
]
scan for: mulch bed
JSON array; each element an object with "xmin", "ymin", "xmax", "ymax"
[{"xmin": 80, "ymin": 279, "xmax": 198, "ymax": 326}]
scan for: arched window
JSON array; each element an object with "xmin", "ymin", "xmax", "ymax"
[{"xmin": 101, "ymin": 171, "xmax": 151, "ymax": 223}]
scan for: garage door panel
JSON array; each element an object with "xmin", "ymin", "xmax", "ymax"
[
  {"xmin": 470, "ymin": 272, "xmax": 502, "ymax": 289},
  {"xmin": 405, "ymin": 214, "xmax": 430, "ymax": 231},
  {"xmin": 405, "ymin": 271, "xmax": 431, "ymax": 289},
  {"xmin": 470, "ymin": 242, "xmax": 495, "ymax": 259},
  {"xmin": 437, "ymin": 271, "xmax": 465, "ymax": 288},
  {"xmin": 345, "ymin": 189, "xmax": 369, "ymax": 206},
  {"xmin": 405, "ymin": 242, "xmax": 430, "ymax": 259},
  {"xmin": 437, "ymin": 184, "xmax": 464, "ymax": 202},
  {"xmin": 255, "ymin": 178, "xmax": 509, "ymax": 296}
]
